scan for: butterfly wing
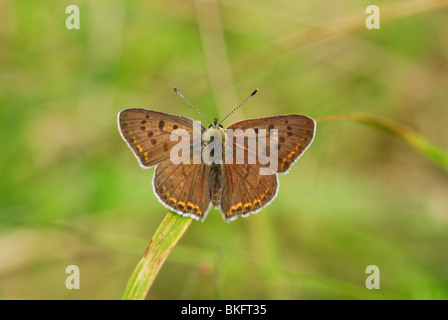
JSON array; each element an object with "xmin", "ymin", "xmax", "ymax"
[
  {"xmin": 119, "ymin": 108, "xmax": 211, "ymax": 220},
  {"xmin": 118, "ymin": 108, "xmax": 204, "ymax": 168},
  {"xmin": 221, "ymin": 163, "xmax": 278, "ymax": 222},
  {"xmin": 153, "ymin": 160, "xmax": 211, "ymax": 221},
  {"xmin": 219, "ymin": 115, "xmax": 315, "ymax": 221},
  {"xmin": 228, "ymin": 115, "xmax": 316, "ymax": 173}
]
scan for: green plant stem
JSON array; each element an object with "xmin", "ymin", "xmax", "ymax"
[
  {"xmin": 316, "ymin": 113, "xmax": 448, "ymax": 173},
  {"xmin": 122, "ymin": 212, "xmax": 193, "ymax": 300}
]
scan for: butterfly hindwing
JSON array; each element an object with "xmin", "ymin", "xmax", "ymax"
[
  {"xmin": 153, "ymin": 160, "xmax": 211, "ymax": 221},
  {"xmin": 221, "ymin": 163, "xmax": 278, "ymax": 222}
]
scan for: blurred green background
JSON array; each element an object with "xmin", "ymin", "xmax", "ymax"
[{"xmin": 1, "ymin": 0, "xmax": 448, "ymax": 299}]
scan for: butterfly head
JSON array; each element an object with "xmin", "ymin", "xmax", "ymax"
[
  {"xmin": 205, "ymin": 117, "xmax": 226, "ymax": 144},
  {"xmin": 210, "ymin": 117, "xmax": 224, "ymax": 129}
]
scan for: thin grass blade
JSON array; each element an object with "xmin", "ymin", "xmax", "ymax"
[{"xmin": 122, "ymin": 212, "xmax": 193, "ymax": 300}]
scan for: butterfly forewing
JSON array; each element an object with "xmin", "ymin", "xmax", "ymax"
[
  {"xmin": 118, "ymin": 109, "xmax": 204, "ymax": 168},
  {"xmin": 228, "ymin": 115, "xmax": 316, "ymax": 173}
]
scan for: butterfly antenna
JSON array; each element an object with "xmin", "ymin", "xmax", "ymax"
[
  {"xmin": 173, "ymin": 87, "xmax": 212, "ymax": 125},
  {"xmin": 219, "ymin": 88, "xmax": 258, "ymax": 125}
]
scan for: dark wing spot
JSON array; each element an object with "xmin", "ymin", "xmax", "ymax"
[
  {"xmin": 177, "ymin": 202, "xmax": 185, "ymax": 209},
  {"xmin": 268, "ymin": 124, "xmax": 274, "ymax": 130},
  {"xmin": 254, "ymin": 128, "xmax": 259, "ymax": 134},
  {"xmin": 151, "ymin": 139, "xmax": 157, "ymax": 145},
  {"xmin": 141, "ymin": 120, "xmax": 147, "ymax": 124},
  {"xmin": 287, "ymin": 132, "xmax": 293, "ymax": 137},
  {"xmin": 284, "ymin": 120, "xmax": 289, "ymax": 124},
  {"xmin": 287, "ymin": 126, "xmax": 292, "ymax": 131},
  {"xmin": 148, "ymin": 131, "xmax": 153, "ymax": 137},
  {"xmin": 173, "ymin": 125, "xmax": 178, "ymax": 130},
  {"xmin": 281, "ymin": 159, "xmax": 291, "ymax": 169},
  {"xmin": 163, "ymin": 142, "xmax": 169, "ymax": 152},
  {"xmin": 140, "ymin": 126, "xmax": 146, "ymax": 131},
  {"xmin": 145, "ymin": 115, "xmax": 150, "ymax": 119},
  {"xmin": 279, "ymin": 137, "xmax": 285, "ymax": 143},
  {"xmin": 159, "ymin": 120, "xmax": 165, "ymax": 131}
]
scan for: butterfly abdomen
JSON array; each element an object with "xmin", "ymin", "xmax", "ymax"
[{"xmin": 209, "ymin": 164, "xmax": 223, "ymax": 208}]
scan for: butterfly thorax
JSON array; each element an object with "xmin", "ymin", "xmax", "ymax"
[{"xmin": 202, "ymin": 125, "xmax": 226, "ymax": 165}]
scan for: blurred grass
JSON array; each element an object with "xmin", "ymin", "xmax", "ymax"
[
  {"xmin": 316, "ymin": 113, "xmax": 448, "ymax": 173},
  {"xmin": 1, "ymin": 0, "xmax": 448, "ymax": 300}
]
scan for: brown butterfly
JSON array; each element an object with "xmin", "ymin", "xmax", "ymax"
[{"xmin": 118, "ymin": 88, "xmax": 316, "ymax": 222}]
